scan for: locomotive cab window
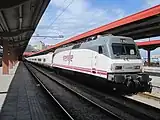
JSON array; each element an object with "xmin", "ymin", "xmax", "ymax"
[
  {"xmin": 112, "ymin": 43, "xmax": 136, "ymax": 55},
  {"xmin": 98, "ymin": 46, "xmax": 103, "ymax": 54},
  {"xmin": 72, "ymin": 44, "xmax": 81, "ymax": 49}
]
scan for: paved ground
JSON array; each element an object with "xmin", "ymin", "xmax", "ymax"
[
  {"xmin": 150, "ymin": 76, "xmax": 160, "ymax": 86},
  {"xmin": 127, "ymin": 95, "xmax": 160, "ymax": 109},
  {"xmin": 0, "ymin": 62, "xmax": 57, "ymax": 120},
  {"xmin": 0, "ymin": 62, "xmax": 19, "ymax": 111},
  {"xmin": 143, "ymin": 66, "xmax": 160, "ymax": 73}
]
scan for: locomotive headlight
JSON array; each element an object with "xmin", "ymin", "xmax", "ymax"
[
  {"xmin": 115, "ymin": 66, "xmax": 122, "ymax": 70},
  {"xmin": 134, "ymin": 66, "xmax": 140, "ymax": 69}
]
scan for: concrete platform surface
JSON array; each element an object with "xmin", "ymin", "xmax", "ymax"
[
  {"xmin": 0, "ymin": 62, "xmax": 57, "ymax": 120},
  {"xmin": 127, "ymin": 69, "xmax": 160, "ymax": 109},
  {"xmin": 143, "ymin": 66, "xmax": 160, "ymax": 73},
  {"xmin": 127, "ymin": 95, "xmax": 160, "ymax": 109},
  {"xmin": 150, "ymin": 76, "xmax": 160, "ymax": 87},
  {"xmin": 0, "ymin": 62, "xmax": 19, "ymax": 111},
  {"xmin": 147, "ymin": 76, "xmax": 160, "ymax": 98}
]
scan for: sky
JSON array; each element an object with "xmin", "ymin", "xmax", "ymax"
[{"xmin": 29, "ymin": 0, "xmax": 160, "ymax": 58}]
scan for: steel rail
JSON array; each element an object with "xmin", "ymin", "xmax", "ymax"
[
  {"xmin": 29, "ymin": 63, "xmax": 124, "ymax": 120},
  {"xmin": 24, "ymin": 63, "xmax": 75, "ymax": 120}
]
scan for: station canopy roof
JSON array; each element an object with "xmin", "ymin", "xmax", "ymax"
[
  {"xmin": 0, "ymin": 0, "xmax": 50, "ymax": 56},
  {"xmin": 136, "ymin": 40, "xmax": 160, "ymax": 50},
  {"xmin": 28, "ymin": 5, "xmax": 160, "ymax": 57}
]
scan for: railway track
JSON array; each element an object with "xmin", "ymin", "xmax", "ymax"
[
  {"xmin": 25, "ymin": 62, "xmax": 123, "ymax": 120},
  {"xmin": 25, "ymin": 63, "xmax": 75, "ymax": 120},
  {"xmin": 26, "ymin": 62, "xmax": 160, "ymax": 120}
]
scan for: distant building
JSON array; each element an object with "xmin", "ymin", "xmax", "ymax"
[
  {"xmin": 33, "ymin": 41, "xmax": 46, "ymax": 50},
  {"xmin": 152, "ymin": 55, "xmax": 160, "ymax": 58},
  {"xmin": 25, "ymin": 45, "xmax": 37, "ymax": 52},
  {"xmin": 45, "ymin": 45, "xmax": 54, "ymax": 49}
]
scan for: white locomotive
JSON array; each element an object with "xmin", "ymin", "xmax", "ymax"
[{"xmin": 26, "ymin": 35, "xmax": 152, "ymax": 94}]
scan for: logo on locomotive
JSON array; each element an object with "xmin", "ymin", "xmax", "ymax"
[{"xmin": 63, "ymin": 54, "xmax": 73, "ymax": 61}]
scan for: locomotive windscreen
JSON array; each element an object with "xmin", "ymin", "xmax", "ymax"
[
  {"xmin": 107, "ymin": 37, "xmax": 141, "ymax": 59},
  {"xmin": 112, "ymin": 43, "xmax": 137, "ymax": 55}
]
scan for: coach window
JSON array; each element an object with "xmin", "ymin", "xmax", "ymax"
[
  {"xmin": 98, "ymin": 46, "xmax": 103, "ymax": 54},
  {"xmin": 38, "ymin": 59, "xmax": 41, "ymax": 61},
  {"xmin": 43, "ymin": 59, "xmax": 46, "ymax": 62}
]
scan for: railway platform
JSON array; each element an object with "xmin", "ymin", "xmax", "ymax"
[
  {"xmin": 143, "ymin": 66, "xmax": 160, "ymax": 74},
  {"xmin": 150, "ymin": 76, "xmax": 160, "ymax": 87},
  {"xmin": 141, "ymin": 67, "xmax": 160, "ymax": 98},
  {"xmin": 127, "ymin": 68, "xmax": 160, "ymax": 109},
  {"xmin": 0, "ymin": 62, "xmax": 19, "ymax": 111},
  {"xmin": 0, "ymin": 62, "xmax": 55, "ymax": 120},
  {"xmin": 142, "ymin": 66, "xmax": 160, "ymax": 97}
]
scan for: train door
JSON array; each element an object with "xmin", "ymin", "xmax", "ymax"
[
  {"xmin": 91, "ymin": 48, "xmax": 99, "ymax": 74},
  {"xmin": 51, "ymin": 53, "xmax": 55, "ymax": 66},
  {"xmin": 91, "ymin": 46, "xmax": 104, "ymax": 75}
]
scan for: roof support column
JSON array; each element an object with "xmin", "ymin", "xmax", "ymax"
[
  {"xmin": 147, "ymin": 50, "xmax": 150, "ymax": 66},
  {"xmin": 13, "ymin": 55, "xmax": 16, "ymax": 66},
  {"xmin": 9, "ymin": 51, "xmax": 13, "ymax": 69},
  {"xmin": 14, "ymin": 49, "xmax": 19, "ymax": 65},
  {"xmin": 13, "ymin": 53, "xmax": 16, "ymax": 66},
  {"xmin": 2, "ymin": 40, "xmax": 9, "ymax": 74},
  {"xmin": 13, "ymin": 51, "xmax": 17, "ymax": 66}
]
